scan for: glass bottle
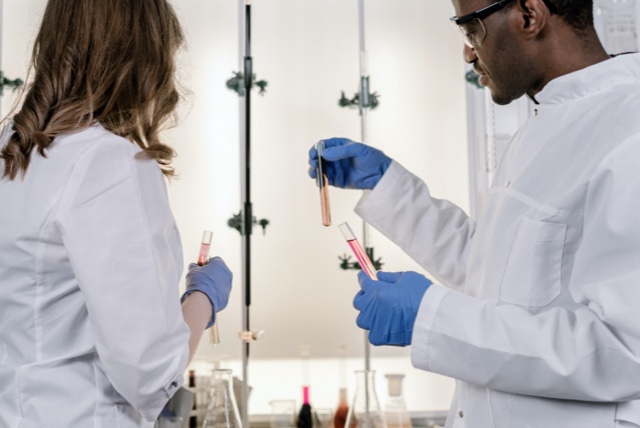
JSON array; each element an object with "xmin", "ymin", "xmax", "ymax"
[
  {"xmin": 383, "ymin": 374, "xmax": 412, "ymax": 428},
  {"xmin": 202, "ymin": 369, "xmax": 242, "ymax": 428},
  {"xmin": 345, "ymin": 370, "xmax": 386, "ymax": 428},
  {"xmin": 333, "ymin": 388, "xmax": 350, "ymax": 428},
  {"xmin": 297, "ymin": 386, "xmax": 313, "ymax": 428}
]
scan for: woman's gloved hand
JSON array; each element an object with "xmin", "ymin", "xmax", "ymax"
[
  {"xmin": 181, "ymin": 256, "xmax": 232, "ymax": 329},
  {"xmin": 353, "ymin": 271, "xmax": 432, "ymax": 346},
  {"xmin": 308, "ymin": 137, "xmax": 392, "ymax": 190}
]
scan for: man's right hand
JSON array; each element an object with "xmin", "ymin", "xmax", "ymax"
[{"xmin": 308, "ymin": 137, "xmax": 392, "ymax": 190}]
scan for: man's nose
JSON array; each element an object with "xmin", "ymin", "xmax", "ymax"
[{"xmin": 463, "ymin": 44, "xmax": 477, "ymax": 64}]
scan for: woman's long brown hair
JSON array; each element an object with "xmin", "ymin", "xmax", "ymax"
[{"xmin": 1, "ymin": 0, "xmax": 184, "ymax": 179}]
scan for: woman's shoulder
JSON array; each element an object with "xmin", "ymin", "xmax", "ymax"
[{"xmin": 57, "ymin": 123, "xmax": 141, "ymax": 153}]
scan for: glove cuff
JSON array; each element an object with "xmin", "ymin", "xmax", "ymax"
[{"xmin": 181, "ymin": 289, "xmax": 216, "ymax": 329}]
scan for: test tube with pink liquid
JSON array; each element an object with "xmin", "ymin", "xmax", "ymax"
[
  {"xmin": 339, "ymin": 222, "xmax": 378, "ymax": 280},
  {"xmin": 197, "ymin": 230, "xmax": 220, "ymax": 346}
]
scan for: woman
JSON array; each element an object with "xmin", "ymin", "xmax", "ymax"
[{"xmin": 0, "ymin": 0, "xmax": 231, "ymax": 426}]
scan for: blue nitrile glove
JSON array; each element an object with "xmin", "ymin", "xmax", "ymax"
[
  {"xmin": 181, "ymin": 257, "xmax": 232, "ymax": 329},
  {"xmin": 308, "ymin": 137, "xmax": 392, "ymax": 190},
  {"xmin": 353, "ymin": 271, "xmax": 432, "ymax": 346}
]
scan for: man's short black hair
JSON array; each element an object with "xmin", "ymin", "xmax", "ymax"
[
  {"xmin": 503, "ymin": 0, "xmax": 595, "ymax": 33},
  {"xmin": 544, "ymin": 0, "xmax": 594, "ymax": 32}
]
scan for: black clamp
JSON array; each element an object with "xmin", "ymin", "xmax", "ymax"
[
  {"xmin": 465, "ymin": 70, "xmax": 483, "ymax": 89},
  {"xmin": 227, "ymin": 212, "xmax": 269, "ymax": 235},
  {"xmin": 0, "ymin": 71, "xmax": 24, "ymax": 96},
  {"xmin": 226, "ymin": 71, "xmax": 268, "ymax": 96}
]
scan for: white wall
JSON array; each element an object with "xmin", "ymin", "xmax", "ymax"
[{"xmin": 1, "ymin": 0, "xmax": 468, "ymax": 415}]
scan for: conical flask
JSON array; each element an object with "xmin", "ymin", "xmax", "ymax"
[
  {"xmin": 202, "ymin": 369, "xmax": 242, "ymax": 428},
  {"xmin": 383, "ymin": 374, "xmax": 412, "ymax": 428},
  {"xmin": 344, "ymin": 370, "xmax": 386, "ymax": 428}
]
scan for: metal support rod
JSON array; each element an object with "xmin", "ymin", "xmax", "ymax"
[
  {"xmin": 357, "ymin": 0, "xmax": 373, "ymax": 374},
  {"xmin": 0, "ymin": 0, "xmax": 4, "ymax": 119},
  {"xmin": 239, "ymin": 1, "xmax": 252, "ymax": 427}
]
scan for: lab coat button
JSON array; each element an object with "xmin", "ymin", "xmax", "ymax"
[
  {"xmin": 505, "ymin": 181, "xmax": 510, "ymax": 188},
  {"xmin": 534, "ymin": 109, "xmax": 538, "ymax": 116},
  {"xmin": 458, "ymin": 410, "xmax": 464, "ymax": 418}
]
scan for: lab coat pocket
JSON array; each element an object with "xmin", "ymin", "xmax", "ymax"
[
  {"xmin": 499, "ymin": 217, "xmax": 566, "ymax": 307},
  {"xmin": 616, "ymin": 400, "xmax": 640, "ymax": 426},
  {"xmin": 116, "ymin": 403, "xmax": 146, "ymax": 428}
]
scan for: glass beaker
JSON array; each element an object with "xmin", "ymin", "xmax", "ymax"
[
  {"xmin": 269, "ymin": 399, "xmax": 296, "ymax": 428},
  {"xmin": 314, "ymin": 408, "xmax": 334, "ymax": 428},
  {"xmin": 345, "ymin": 370, "xmax": 386, "ymax": 428},
  {"xmin": 383, "ymin": 374, "xmax": 412, "ymax": 428},
  {"xmin": 202, "ymin": 369, "xmax": 242, "ymax": 428}
]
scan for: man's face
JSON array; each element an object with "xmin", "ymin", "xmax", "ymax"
[{"xmin": 451, "ymin": 0, "xmax": 536, "ymax": 105}]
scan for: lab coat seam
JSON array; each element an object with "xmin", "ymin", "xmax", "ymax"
[{"xmin": 126, "ymin": 155, "xmax": 170, "ymax": 325}]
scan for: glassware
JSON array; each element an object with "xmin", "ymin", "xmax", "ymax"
[
  {"xmin": 196, "ymin": 230, "xmax": 220, "ymax": 346},
  {"xmin": 339, "ymin": 222, "xmax": 378, "ymax": 279},
  {"xmin": 202, "ymin": 369, "xmax": 242, "ymax": 428},
  {"xmin": 198, "ymin": 230, "xmax": 213, "ymax": 266},
  {"xmin": 345, "ymin": 370, "xmax": 386, "ymax": 428},
  {"xmin": 269, "ymin": 400, "xmax": 297, "ymax": 428},
  {"xmin": 383, "ymin": 374, "xmax": 412, "ymax": 428},
  {"xmin": 314, "ymin": 408, "xmax": 334, "ymax": 428},
  {"xmin": 297, "ymin": 386, "xmax": 313, "ymax": 428},
  {"xmin": 316, "ymin": 141, "xmax": 332, "ymax": 227},
  {"xmin": 333, "ymin": 388, "xmax": 350, "ymax": 428}
]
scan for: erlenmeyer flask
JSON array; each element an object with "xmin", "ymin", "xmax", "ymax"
[
  {"xmin": 383, "ymin": 374, "xmax": 412, "ymax": 428},
  {"xmin": 345, "ymin": 370, "xmax": 386, "ymax": 428},
  {"xmin": 202, "ymin": 369, "xmax": 242, "ymax": 428}
]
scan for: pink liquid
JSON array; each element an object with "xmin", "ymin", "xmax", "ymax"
[
  {"xmin": 197, "ymin": 242, "xmax": 211, "ymax": 266},
  {"xmin": 347, "ymin": 239, "xmax": 378, "ymax": 279}
]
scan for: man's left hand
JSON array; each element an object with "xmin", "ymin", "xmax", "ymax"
[{"xmin": 353, "ymin": 271, "xmax": 432, "ymax": 346}]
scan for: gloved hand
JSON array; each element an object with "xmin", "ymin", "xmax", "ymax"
[
  {"xmin": 181, "ymin": 256, "xmax": 232, "ymax": 329},
  {"xmin": 353, "ymin": 271, "xmax": 432, "ymax": 346},
  {"xmin": 308, "ymin": 137, "xmax": 392, "ymax": 190}
]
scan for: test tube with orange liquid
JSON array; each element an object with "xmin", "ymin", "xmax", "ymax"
[
  {"xmin": 316, "ymin": 141, "xmax": 331, "ymax": 227},
  {"xmin": 197, "ymin": 230, "xmax": 220, "ymax": 346}
]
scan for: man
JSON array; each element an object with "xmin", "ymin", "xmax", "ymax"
[{"xmin": 309, "ymin": 0, "xmax": 640, "ymax": 427}]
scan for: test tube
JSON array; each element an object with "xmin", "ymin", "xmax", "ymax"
[
  {"xmin": 197, "ymin": 230, "xmax": 213, "ymax": 266},
  {"xmin": 316, "ymin": 141, "xmax": 331, "ymax": 227},
  {"xmin": 339, "ymin": 222, "xmax": 378, "ymax": 280},
  {"xmin": 196, "ymin": 230, "xmax": 220, "ymax": 346}
]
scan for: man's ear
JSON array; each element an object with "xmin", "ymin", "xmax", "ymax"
[{"xmin": 514, "ymin": 0, "xmax": 550, "ymax": 38}]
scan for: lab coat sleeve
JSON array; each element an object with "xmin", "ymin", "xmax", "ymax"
[
  {"xmin": 412, "ymin": 135, "xmax": 640, "ymax": 402},
  {"xmin": 354, "ymin": 161, "xmax": 475, "ymax": 289},
  {"xmin": 56, "ymin": 137, "xmax": 190, "ymax": 421}
]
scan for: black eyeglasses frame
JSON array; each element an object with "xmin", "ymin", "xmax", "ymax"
[{"xmin": 450, "ymin": 0, "xmax": 516, "ymax": 26}]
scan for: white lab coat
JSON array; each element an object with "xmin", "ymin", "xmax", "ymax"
[
  {"xmin": 355, "ymin": 53, "xmax": 640, "ymax": 428},
  {"xmin": 0, "ymin": 124, "xmax": 191, "ymax": 427}
]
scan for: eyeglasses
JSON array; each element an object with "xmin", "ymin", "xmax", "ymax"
[{"xmin": 450, "ymin": 0, "xmax": 515, "ymax": 48}]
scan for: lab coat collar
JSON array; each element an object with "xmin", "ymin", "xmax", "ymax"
[{"xmin": 534, "ymin": 52, "xmax": 640, "ymax": 105}]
